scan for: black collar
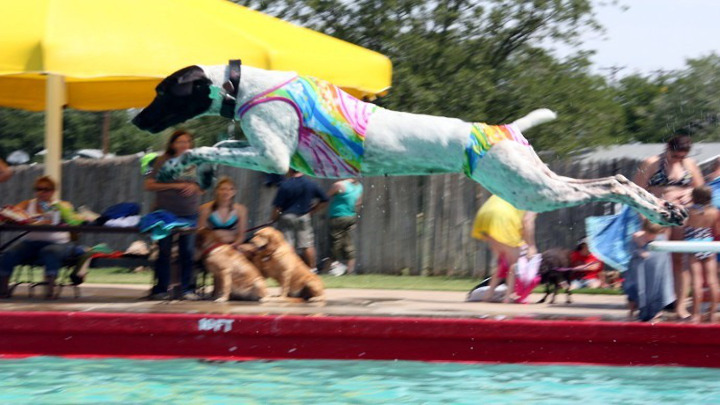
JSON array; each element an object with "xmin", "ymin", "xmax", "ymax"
[{"xmin": 220, "ymin": 59, "xmax": 242, "ymax": 119}]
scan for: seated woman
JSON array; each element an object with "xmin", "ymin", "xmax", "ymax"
[
  {"xmin": 197, "ymin": 177, "xmax": 248, "ymax": 248},
  {"xmin": 0, "ymin": 176, "xmax": 76, "ymax": 299},
  {"xmin": 625, "ymin": 219, "xmax": 675, "ymax": 322}
]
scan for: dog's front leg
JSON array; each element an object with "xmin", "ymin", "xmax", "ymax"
[
  {"xmin": 214, "ymin": 269, "xmax": 232, "ymax": 302},
  {"xmin": 538, "ymin": 282, "xmax": 550, "ymax": 304},
  {"xmin": 157, "ymin": 145, "xmax": 290, "ymax": 183},
  {"xmin": 279, "ymin": 273, "xmax": 293, "ymax": 298},
  {"xmin": 158, "ymin": 102, "xmax": 298, "ymax": 182},
  {"xmin": 565, "ymin": 276, "xmax": 573, "ymax": 304}
]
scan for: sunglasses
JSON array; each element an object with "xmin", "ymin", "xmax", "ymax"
[{"xmin": 35, "ymin": 187, "xmax": 54, "ymax": 192}]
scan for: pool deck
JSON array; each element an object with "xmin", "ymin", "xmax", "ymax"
[
  {"xmin": 0, "ymin": 283, "xmax": 632, "ymax": 321},
  {"xmin": 3, "ymin": 284, "xmax": 720, "ymax": 367}
]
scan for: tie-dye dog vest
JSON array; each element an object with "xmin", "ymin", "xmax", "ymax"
[
  {"xmin": 463, "ymin": 123, "xmax": 531, "ymax": 177},
  {"xmin": 237, "ymin": 76, "xmax": 378, "ymax": 177}
]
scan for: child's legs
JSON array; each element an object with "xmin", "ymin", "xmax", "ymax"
[
  {"xmin": 688, "ymin": 256, "xmax": 703, "ymax": 318},
  {"xmin": 672, "ymin": 252, "xmax": 690, "ymax": 317},
  {"xmin": 704, "ymin": 257, "xmax": 719, "ymax": 319},
  {"xmin": 671, "ymin": 227, "xmax": 690, "ymax": 316}
]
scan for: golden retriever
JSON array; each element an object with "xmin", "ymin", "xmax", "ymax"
[
  {"xmin": 248, "ymin": 227, "xmax": 325, "ymax": 302},
  {"xmin": 196, "ymin": 229, "xmax": 267, "ymax": 302}
]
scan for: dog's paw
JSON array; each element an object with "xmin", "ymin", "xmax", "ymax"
[{"xmin": 214, "ymin": 297, "xmax": 229, "ymax": 303}]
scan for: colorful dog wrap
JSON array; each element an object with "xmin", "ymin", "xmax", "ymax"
[
  {"xmin": 237, "ymin": 76, "xmax": 378, "ymax": 177},
  {"xmin": 463, "ymin": 123, "xmax": 530, "ymax": 177}
]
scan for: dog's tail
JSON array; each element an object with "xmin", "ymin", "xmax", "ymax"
[{"xmin": 512, "ymin": 108, "xmax": 557, "ymax": 132}]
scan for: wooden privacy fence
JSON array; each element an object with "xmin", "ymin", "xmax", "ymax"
[{"xmin": 0, "ymin": 157, "xmax": 644, "ymax": 278}]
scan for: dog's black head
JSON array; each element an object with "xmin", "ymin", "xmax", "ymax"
[{"xmin": 133, "ymin": 66, "xmax": 214, "ymax": 133}]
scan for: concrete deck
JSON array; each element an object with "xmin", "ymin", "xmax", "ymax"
[
  {"xmin": 1, "ymin": 283, "xmax": 633, "ymax": 321},
  {"xmin": 6, "ymin": 284, "xmax": 720, "ymax": 367}
]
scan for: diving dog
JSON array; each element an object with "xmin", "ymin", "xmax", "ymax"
[
  {"xmin": 537, "ymin": 248, "xmax": 573, "ymax": 304},
  {"xmin": 133, "ymin": 62, "xmax": 686, "ymax": 226},
  {"xmin": 248, "ymin": 227, "xmax": 325, "ymax": 302},
  {"xmin": 196, "ymin": 229, "xmax": 267, "ymax": 302}
]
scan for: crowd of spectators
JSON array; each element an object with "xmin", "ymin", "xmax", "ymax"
[{"xmin": 0, "ymin": 131, "xmax": 364, "ymax": 301}]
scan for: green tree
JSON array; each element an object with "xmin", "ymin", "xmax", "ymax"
[
  {"xmin": 613, "ymin": 73, "xmax": 668, "ymax": 143},
  {"xmin": 0, "ymin": 108, "xmax": 45, "ymax": 159},
  {"xmin": 485, "ymin": 50, "xmax": 625, "ymax": 154},
  {"xmin": 235, "ymin": 0, "xmax": 625, "ymax": 154},
  {"xmin": 0, "ymin": 108, "xmax": 225, "ymax": 160},
  {"xmin": 649, "ymin": 54, "xmax": 720, "ymax": 141}
]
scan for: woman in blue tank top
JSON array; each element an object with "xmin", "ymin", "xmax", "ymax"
[
  {"xmin": 197, "ymin": 177, "xmax": 248, "ymax": 248},
  {"xmin": 326, "ymin": 179, "xmax": 363, "ymax": 275}
]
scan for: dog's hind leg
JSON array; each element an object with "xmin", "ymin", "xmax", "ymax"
[{"xmin": 471, "ymin": 141, "xmax": 687, "ymax": 227}]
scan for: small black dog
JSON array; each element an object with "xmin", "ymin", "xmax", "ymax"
[{"xmin": 537, "ymin": 248, "xmax": 573, "ymax": 304}]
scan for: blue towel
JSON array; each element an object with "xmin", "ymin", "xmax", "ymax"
[
  {"xmin": 624, "ymin": 234, "xmax": 675, "ymax": 321},
  {"xmin": 93, "ymin": 202, "xmax": 142, "ymax": 226},
  {"xmin": 585, "ymin": 206, "xmax": 642, "ymax": 272},
  {"xmin": 139, "ymin": 210, "xmax": 195, "ymax": 240},
  {"xmin": 102, "ymin": 202, "xmax": 141, "ymax": 219},
  {"xmin": 710, "ymin": 177, "xmax": 720, "ymax": 208}
]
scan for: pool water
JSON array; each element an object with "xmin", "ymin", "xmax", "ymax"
[{"xmin": 1, "ymin": 357, "xmax": 719, "ymax": 404}]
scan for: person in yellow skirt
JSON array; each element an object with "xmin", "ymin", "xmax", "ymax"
[{"xmin": 472, "ymin": 195, "xmax": 537, "ymax": 303}]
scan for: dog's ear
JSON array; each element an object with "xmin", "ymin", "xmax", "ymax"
[
  {"xmin": 267, "ymin": 229, "xmax": 283, "ymax": 252},
  {"xmin": 161, "ymin": 66, "xmax": 209, "ymax": 97},
  {"xmin": 249, "ymin": 234, "xmax": 268, "ymax": 250},
  {"xmin": 175, "ymin": 66, "xmax": 207, "ymax": 84}
]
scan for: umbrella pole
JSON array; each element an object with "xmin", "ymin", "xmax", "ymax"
[{"xmin": 44, "ymin": 74, "xmax": 66, "ymax": 196}]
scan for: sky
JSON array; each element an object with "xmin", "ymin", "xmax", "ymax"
[{"xmin": 560, "ymin": 0, "xmax": 720, "ymax": 77}]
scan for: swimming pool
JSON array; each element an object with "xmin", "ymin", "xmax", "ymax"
[{"xmin": 2, "ymin": 357, "xmax": 719, "ymax": 404}]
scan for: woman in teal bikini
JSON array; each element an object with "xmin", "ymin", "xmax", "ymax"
[{"xmin": 197, "ymin": 177, "xmax": 248, "ymax": 249}]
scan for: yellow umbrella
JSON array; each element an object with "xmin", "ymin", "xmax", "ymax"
[{"xmin": 0, "ymin": 0, "xmax": 392, "ymax": 185}]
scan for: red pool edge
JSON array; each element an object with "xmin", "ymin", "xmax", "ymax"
[{"xmin": 1, "ymin": 311, "xmax": 719, "ymax": 368}]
